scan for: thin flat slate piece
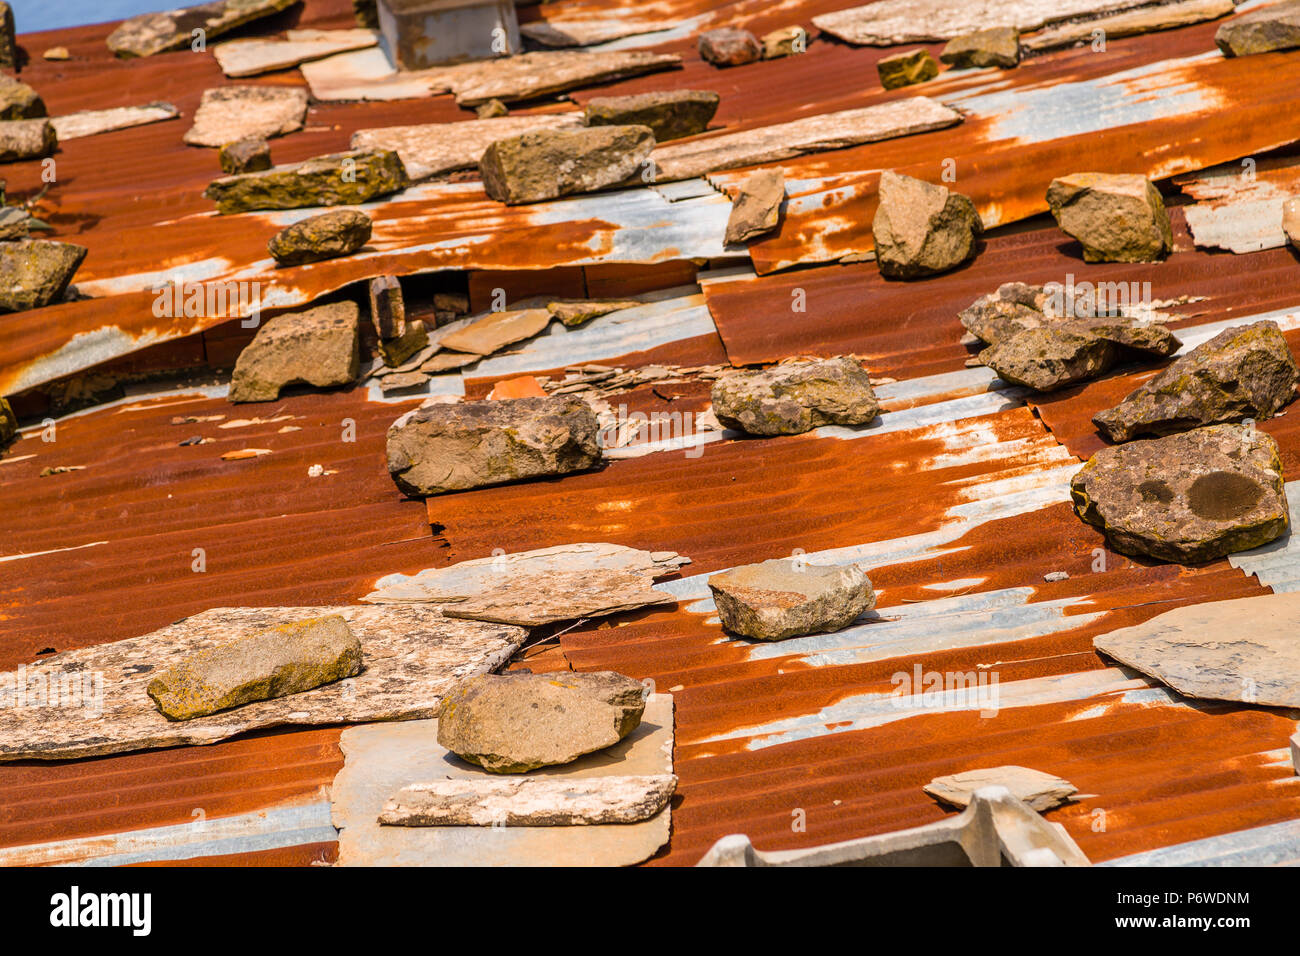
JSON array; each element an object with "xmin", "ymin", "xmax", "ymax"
[
  {"xmin": 813, "ymin": 0, "xmax": 1155, "ymax": 44},
  {"xmin": 441, "ymin": 570, "xmax": 675, "ymax": 627},
  {"xmin": 213, "ymin": 29, "xmax": 379, "ymax": 78},
  {"xmin": 183, "ymin": 86, "xmax": 309, "ymax": 147},
  {"xmin": 332, "ymin": 694, "xmax": 674, "ymax": 866},
  {"xmin": 50, "ymin": 103, "xmax": 179, "ymax": 140},
  {"xmin": 1094, "ymin": 591, "xmax": 1300, "ymax": 707},
  {"xmin": 379, "ymin": 774, "xmax": 677, "ymax": 826},
  {"xmin": 925, "ymin": 766, "xmax": 1077, "ymax": 812},
  {"xmin": 1023, "ymin": 0, "xmax": 1233, "ymax": 51},
  {"xmin": 0, "ymin": 606, "xmax": 526, "ymax": 761}
]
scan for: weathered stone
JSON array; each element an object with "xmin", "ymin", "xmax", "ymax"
[
  {"xmin": 437, "ymin": 308, "xmax": 551, "ymax": 355},
  {"xmin": 1284, "ymin": 196, "xmax": 1300, "ymax": 250},
  {"xmin": 378, "ymin": 320, "xmax": 429, "ymax": 367},
  {"xmin": 548, "ymin": 298, "xmax": 641, "ymax": 327},
  {"xmin": 877, "ymin": 49, "xmax": 939, "ymax": 90},
  {"xmin": 386, "ymin": 396, "xmax": 601, "ymax": 497},
  {"xmin": 698, "ymin": 27, "xmax": 761, "ymax": 66},
  {"xmin": 761, "ymin": 26, "xmax": 808, "ymax": 59},
  {"xmin": 712, "ymin": 356, "xmax": 880, "ymax": 435},
  {"xmin": 1216, "ymin": 0, "xmax": 1300, "ymax": 56},
  {"xmin": 436, "ymin": 671, "xmax": 646, "ymax": 773},
  {"xmin": 204, "ymin": 149, "xmax": 409, "ymax": 214},
  {"xmin": 1069, "ymin": 317, "xmax": 1181, "ymax": 357},
  {"xmin": 184, "ymin": 86, "xmax": 308, "ymax": 147},
  {"xmin": 1026, "ymin": 0, "xmax": 1234, "ymax": 52},
  {"xmin": 379, "ymin": 774, "xmax": 677, "ymax": 827},
  {"xmin": 584, "ymin": 90, "xmax": 719, "ymax": 142},
  {"xmin": 0, "ymin": 205, "xmax": 29, "ymax": 240},
  {"xmin": 147, "ymin": 614, "xmax": 362, "ymax": 721},
  {"xmin": 378, "ymin": 371, "xmax": 428, "ymax": 393},
  {"xmin": 724, "ymin": 168, "xmax": 784, "ymax": 245},
  {"xmin": 219, "ymin": 136, "xmax": 271, "ymax": 175},
  {"xmin": 1071, "ymin": 424, "xmax": 1288, "ymax": 563},
  {"xmin": 1046, "ymin": 172, "xmax": 1173, "ymax": 262},
  {"xmin": 873, "ymin": 171, "xmax": 982, "ymax": 278},
  {"xmin": 441, "ymin": 569, "xmax": 673, "ymax": 627},
  {"xmin": 813, "ymin": 0, "xmax": 1156, "ymax": 45},
  {"xmin": 367, "ymin": 274, "xmax": 404, "ymax": 340},
  {"xmin": 1094, "ymin": 321, "xmax": 1299, "ymax": 442},
  {"xmin": 0, "ymin": 395, "xmax": 15, "ymax": 448},
  {"xmin": 475, "ymin": 98, "xmax": 508, "ymax": 119},
  {"xmin": 268, "ymin": 209, "xmax": 372, "ymax": 267},
  {"xmin": 940, "ymin": 26, "xmax": 1020, "ymax": 68},
  {"xmin": 43, "ymin": 47, "xmax": 71, "ymax": 61},
  {"xmin": 479, "ymin": 125, "xmax": 655, "ymax": 204},
  {"xmin": 1094, "ymin": 591, "xmax": 1300, "ymax": 708},
  {"xmin": 925, "ymin": 766, "xmax": 1076, "ymax": 811},
  {"xmin": 421, "ymin": 351, "xmax": 477, "ymax": 373},
  {"xmin": 51, "ymin": 103, "xmax": 179, "ymax": 141},
  {"xmin": 229, "ymin": 301, "xmax": 361, "ymax": 403},
  {"xmin": 959, "ymin": 288, "xmax": 1053, "ymax": 345},
  {"xmin": 708, "ymin": 558, "xmax": 875, "ymax": 640},
  {"xmin": 0, "ymin": 2, "xmax": 14, "ymax": 69},
  {"xmin": 0, "ymin": 240, "xmax": 86, "ymax": 312},
  {"xmin": 0, "ymin": 76, "xmax": 46, "ymax": 121},
  {"xmin": 108, "ymin": 0, "xmax": 299, "ymax": 58},
  {"xmin": 212, "ymin": 29, "xmax": 378, "ymax": 78},
  {"xmin": 979, "ymin": 326, "xmax": 1116, "ymax": 392},
  {"xmin": 0, "ymin": 119, "xmax": 57, "ymax": 163}
]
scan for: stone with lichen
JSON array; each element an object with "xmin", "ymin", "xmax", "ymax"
[
  {"xmin": 711, "ymin": 356, "xmax": 879, "ymax": 435},
  {"xmin": 877, "ymin": 48, "xmax": 939, "ymax": 89},
  {"xmin": 229, "ymin": 301, "xmax": 360, "ymax": 402},
  {"xmin": 205, "ymin": 149, "xmax": 408, "ymax": 214},
  {"xmin": 0, "ymin": 240, "xmax": 87, "ymax": 312},
  {"xmin": 1046, "ymin": 172, "xmax": 1173, "ymax": 263},
  {"xmin": 268, "ymin": 209, "xmax": 372, "ymax": 266}
]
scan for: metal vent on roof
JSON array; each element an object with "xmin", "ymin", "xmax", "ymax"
[{"xmin": 377, "ymin": 0, "xmax": 521, "ymax": 70}]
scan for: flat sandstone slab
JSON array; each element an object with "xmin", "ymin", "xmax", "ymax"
[
  {"xmin": 379, "ymin": 774, "xmax": 677, "ymax": 826},
  {"xmin": 184, "ymin": 86, "xmax": 309, "ymax": 147},
  {"xmin": 213, "ymin": 29, "xmax": 379, "ymax": 77},
  {"xmin": 0, "ymin": 606, "xmax": 526, "ymax": 761},
  {"xmin": 925, "ymin": 766, "xmax": 1077, "ymax": 812},
  {"xmin": 50, "ymin": 103, "xmax": 179, "ymax": 140},
  {"xmin": 814, "ymin": 0, "xmax": 1154, "ymax": 44}
]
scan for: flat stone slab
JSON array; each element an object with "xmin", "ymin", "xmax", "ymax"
[
  {"xmin": 108, "ymin": 0, "xmax": 298, "ymax": 57},
  {"xmin": 814, "ymin": 0, "xmax": 1149, "ymax": 44},
  {"xmin": 50, "ymin": 102, "xmax": 179, "ymax": 140},
  {"xmin": 441, "ymin": 569, "xmax": 674, "ymax": 627},
  {"xmin": 436, "ymin": 308, "xmax": 552, "ymax": 355},
  {"xmin": 1094, "ymin": 591, "xmax": 1300, "ymax": 707},
  {"xmin": 183, "ymin": 86, "xmax": 308, "ymax": 148},
  {"xmin": 213, "ymin": 28, "xmax": 378, "ymax": 77},
  {"xmin": 380, "ymin": 774, "xmax": 677, "ymax": 826},
  {"xmin": 0, "ymin": 606, "xmax": 526, "ymax": 761},
  {"xmin": 332, "ymin": 694, "xmax": 674, "ymax": 865},
  {"xmin": 925, "ymin": 766, "xmax": 1077, "ymax": 812}
]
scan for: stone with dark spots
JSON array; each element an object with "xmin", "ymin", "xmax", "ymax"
[
  {"xmin": 0, "ymin": 3, "xmax": 15, "ymax": 70},
  {"xmin": 1070, "ymin": 424, "xmax": 1288, "ymax": 563},
  {"xmin": 385, "ymin": 395, "xmax": 602, "ymax": 497},
  {"xmin": 979, "ymin": 326, "xmax": 1116, "ymax": 391},
  {"xmin": 698, "ymin": 27, "xmax": 761, "ymax": 67},
  {"xmin": 584, "ymin": 90, "xmax": 719, "ymax": 142},
  {"xmin": 1216, "ymin": 0, "xmax": 1300, "ymax": 56},
  {"xmin": 436, "ymin": 671, "xmax": 646, "ymax": 773},
  {"xmin": 219, "ymin": 136, "xmax": 272, "ymax": 175},
  {"xmin": 0, "ymin": 240, "xmax": 87, "ymax": 312},
  {"xmin": 0, "ymin": 76, "xmax": 46, "ymax": 121},
  {"xmin": 1046, "ymin": 172, "xmax": 1173, "ymax": 263},
  {"xmin": 0, "ymin": 119, "xmax": 57, "ymax": 163},
  {"xmin": 1067, "ymin": 317, "xmax": 1181, "ymax": 358},
  {"xmin": 724, "ymin": 167, "xmax": 784, "ymax": 244},
  {"xmin": 873, "ymin": 171, "xmax": 982, "ymax": 278},
  {"xmin": 940, "ymin": 27, "xmax": 1021, "ymax": 69},
  {"xmin": 107, "ymin": 0, "xmax": 300, "ymax": 58},
  {"xmin": 146, "ymin": 614, "xmax": 363, "ymax": 721},
  {"xmin": 478, "ymin": 125, "xmax": 655, "ymax": 204},
  {"xmin": 711, "ymin": 356, "xmax": 880, "ymax": 436},
  {"xmin": 204, "ymin": 148, "xmax": 409, "ymax": 214},
  {"xmin": 268, "ymin": 209, "xmax": 372, "ymax": 266},
  {"xmin": 1094, "ymin": 321, "xmax": 1299, "ymax": 442},
  {"xmin": 708, "ymin": 559, "xmax": 875, "ymax": 640},
  {"xmin": 229, "ymin": 301, "xmax": 360, "ymax": 402},
  {"xmin": 877, "ymin": 48, "xmax": 939, "ymax": 89}
]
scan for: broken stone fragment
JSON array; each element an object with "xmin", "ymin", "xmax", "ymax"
[
  {"xmin": 43, "ymin": 47, "xmax": 70, "ymax": 61},
  {"xmin": 708, "ymin": 558, "xmax": 875, "ymax": 641},
  {"xmin": 0, "ymin": 395, "xmax": 15, "ymax": 448},
  {"xmin": 378, "ymin": 320, "xmax": 429, "ymax": 367},
  {"xmin": 0, "ymin": 205, "xmax": 29, "ymax": 240},
  {"xmin": 940, "ymin": 26, "xmax": 1020, "ymax": 68},
  {"xmin": 959, "ymin": 288, "xmax": 1052, "ymax": 345},
  {"xmin": 475, "ymin": 98, "xmax": 508, "ymax": 119},
  {"xmin": 386, "ymin": 395, "xmax": 601, "ymax": 497},
  {"xmin": 1216, "ymin": 0, "xmax": 1300, "ymax": 56},
  {"xmin": 698, "ymin": 27, "xmax": 761, "ymax": 66},
  {"xmin": 368, "ymin": 274, "xmax": 404, "ymax": 340},
  {"xmin": 0, "ymin": 76, "xmax": 46, "ymax": 121},
  {"xmin": 146, "ymin": 614, "xmax": 363, "ymax": 721},
  {"xmin": 379, "ymin": 774, "xmax": 677, "ymax": 827},
  {"xmin": 1046, "ymin": 172, "xmax": 1173, "ymax": 263},
  {"xmin": 268, "ymin": 209, "xmax": 372, "ymax": 267},
  {"xmin": 229, "ymin": 301, "xmax": 361, "ymax": 403},
  {"xmin": 436, "ymin": 671, "xmax": 646, "ymax": 773},
  {"xmin": 873, "ymin": 171, "xmax": 982, "ymax": 278},
  {"xmin": 724, "ymin": 168, "xmax": 785, "ymax": 245},
  {"xmin": 1069, "ymin": 317, "xmax": 1181, "ymax": 358},
  {"xmin": 761, "ymin": 26, "xmax": 807, "ymax": 59},
  {"xmin": 584, "ymin": 90, "xmax": 719, "ymax": 142},
  {"xmin": 925, "ymin": 767, "xmax": 1076, "ymax": 812},
  {"xmin": 219, "ymin": 136, "xmax": 272, "ymax": 175},
  {"xmin": 1283, "ymin": 196, "xmax": 1300, "ymax": 249},
  {"xmin": 378, "ymin": 371, "xmax": 428, "ymax": 393},
  {"xmin": 0, "ymin": 240, "xmax": 87, "ymax": 312},
  {"xmin": 441, "ymin": 568, "xmax": 673, "ymax": 627},
  {"xmin": 1071, "ymin": 423, "xmax": 1288, "ymax": 563},
  {"xmin": 548, "ymin": 298, "xmax": 641, "ymax": 327},
  {"xmin": 979, "ymin": 326, "xmax": 1116, "ymax": 392},
  {"xmin": 0, "ymin": 119, "xmax": 57, "ymax": 163},
  {"xmin": 877, "ymin": 48, "xmax": 939, "ymax": 89},
  {"xmin": 183, "ymin": 86, "xmax": 308, "ymax": 148},
  {"xmin": 0, "ymin": 2, "xmax": 13, "ymax": 69},
  {"xmin": 108, "ymin": 0, "xmax": 299, "ymax": 58},
  {"xmin": 205, "ymin": 149, "xmax": 409, "ymax": 214},
  {"xmin": 1094, "ymin": 321, "xmax": 1299, "ymax": 442},
  {"xmin": 479, "ymin": 125, "xmax": 655, "ymax": 204},
  {"xmin": 437, "ymin": 308, "xmax": 551, "ymax": 355},
  {"xmin": 421, "ymin": 350, "xmax": 477, "ymax": 374},
  {"xmin": 712, "ymin": 356, "xmax": 879, "ymax": 436}
]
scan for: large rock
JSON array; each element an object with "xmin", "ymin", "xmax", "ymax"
[
  {"xmin": 877, "ymin": 48, "xmax": 939, "ymax": 89},
  {"xmin": 229, "ymin": 301, "xmax": 360, "ymax": 402},
  {"xmin": 183, "ymin": 86, "xmax": 308, "ymax": 147},
  {"xmin": 0, "ymin": 76, "xmax": 46, "ymax": 121},
  {"xmin": 0, "ymin": 2, "xmax": 14, "ymax": 70},
  {"xmin": 925, "ymin": 766, "xmax": 1075, "ymax": 811},
  {"xmin": 0, "ymin": 240, "xmax": 87, "ymax": 312},
  {"xmin": 0, "ymin": 119, "xmax": 57, "ymax": 163},
  {"xmin": 204, "ymin": 149, "xmax": 409, "ymax": 214},
  {"xmin": 724, "ymin": 168, "xmax": 784, "ymax": 244},
  {"xmin": 436, "ymin": 671, "xmax": 646, "ymax": 773},
  {"xmin": 584, "ymin": 90, "xmax": 719, "ymax": 142},
  {"xmin": 108, "ymin": 0, "xmax": 299, "ymax": 58},
  {"xmin": 979, "ymin": 326, "xmax": 1116, "ymax": 392},
  {"xmin": 268, "ymin": 209, "xmax": 372, "ymax": 266},
  {"xmin": 1094, "ymin": 321, "xmax": 1299, "ymax": 442},
  {"xmin": 711, "ymin": 356, "xmax": 880, "ymax": 435},
  {"xmin": 1046, "ymin": 172, "xmax": 1173, "ymax": 262},
  {"xmin": 219, "ymin": 135, "xmax": 272, "ymax": 175},
  {"xmin": 708, "ymin": 558, "xmax": 875, "ymax": 640},
  {"xmin": 873, "ymin": 171, "xmax": 982, "ymax": 278},
  {"xmin": 1071, "ymin": 424, "xmax": 1288, "ymax": 563},
  {"xmin": 146, "ymin": 614, "xmax": 363, "ymax": 721},
  {"xmin": 698, "ymin": 27, "xmax": 761, "ymax": 66},
  {"xmin": 1216, "ymin": 0, "xmax": 1300, "ymax": 56},
  {"xmin": 386, "ymin": 396, "xmax": 601, "ymax": 497},
  {"xmin": 940, "ymin": 27, "xmax": 1020, "ymax": 68},
  {"xmin": 479, "ymin": 125, "xmax": 655, "ymax": 204}
]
